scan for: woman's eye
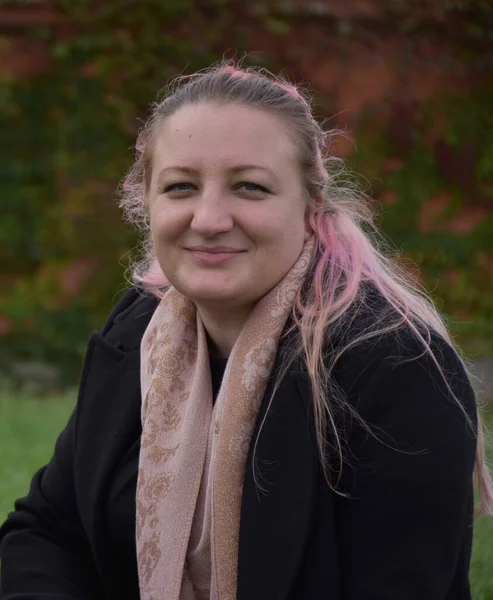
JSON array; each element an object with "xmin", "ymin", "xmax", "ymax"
[
  {"xmin": 162, "ymin": 182, "xmax": 269, "ymax": 194},
  {"xmin": 164, "ymin": 182, "xmax": 194, "ymax": 193},
  {"xmin": 238, "ymin": 182, "xmax": 269, "ymax": 193}
]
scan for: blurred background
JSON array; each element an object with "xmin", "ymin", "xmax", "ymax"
[
  {"xmin": 0, "ymin": 1, "xmax": 493, "ymax": 593},
  {"xmin": 1, "ymin": 0, "xmax": 492, "ymax": 391}
]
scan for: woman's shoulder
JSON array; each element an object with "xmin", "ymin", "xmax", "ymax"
[
  {"xmin": 334, "ymin": 323, "xmax": 462, "ymax": 383},
  {"xmin": 330, "ymin": 314, "xmax": 476, "ymax": 427},
  {"xmin": 330, "ymin": 284, "xmax": 459, "ymax": 366},
  {"xmin": 317, "ymin": 283, "xmax": 474, "ymax": 411},
  {"xmin": 100, "ymin": 286, "xmax": 160, "ymax": 352}
]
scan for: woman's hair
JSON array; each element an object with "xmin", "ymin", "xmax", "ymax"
[{"xmin": 119, "ymin": 58, "xmax": 493, "ymax": 515}]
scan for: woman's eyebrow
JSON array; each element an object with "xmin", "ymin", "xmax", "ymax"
[{"xmin": 156, "ymin": 164, "xmax": 279, "ymax": 187}]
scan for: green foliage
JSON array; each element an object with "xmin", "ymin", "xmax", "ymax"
[
  {"xmin": 0, "ymin": 1, "xmax": 221, "ymax": 380},
  {"xmin": 1, "ymin": 0, "xmax": 492, "ymax": 381},
  {"xmin": 350, "ymin": 85, "xmax": 493, "ymax": 352}
]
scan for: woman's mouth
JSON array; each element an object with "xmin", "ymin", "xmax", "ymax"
[{"xmin": 186, "ymin": 246, "xmax": 246, "ymax": 265}]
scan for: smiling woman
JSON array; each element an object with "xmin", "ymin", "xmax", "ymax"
[
  {"xmin": 1, "ymin": 58, "xmax": 492, "ymax": 600},
  {"xmin": 147, "ymin": 103, "xmax": 309, "ymax": 357}
]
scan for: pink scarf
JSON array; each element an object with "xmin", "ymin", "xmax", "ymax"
[{"xmin": 137, "ymin": 239, "xmax": 314, "ymax": 600}]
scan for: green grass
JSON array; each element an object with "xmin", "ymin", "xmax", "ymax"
[
  {"xmin": 470, "ymin": 406, "xmax": 493, "ymax": 600},
  {"xmin": 0, "ymin": 392, "xmax": 76, "ymax": 519},
  {"xmin": 0, "ymin": 393, "xmax": 492, "ymax": 597}
]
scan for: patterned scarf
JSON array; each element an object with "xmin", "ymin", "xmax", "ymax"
[{"xmin": 137, "ymin": 239, "xmax": 314, "ymax": 600}]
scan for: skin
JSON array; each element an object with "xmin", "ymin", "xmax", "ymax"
[{"xmin": 147, "ymin": 102, "xmax": 311, "ymax": 358}]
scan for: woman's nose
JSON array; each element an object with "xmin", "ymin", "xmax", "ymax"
[{"xmin": 190, "ymin": 193, "xmax": 234, "ymax": 236}]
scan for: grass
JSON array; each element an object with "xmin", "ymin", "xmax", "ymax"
[
  {"xmin": 470, "ymin": 406, "xmax": 493, "ymax": 600},
  {"xmin": 0, "ymin": 392, "xmax": 76, "ymax": 519},
  {"xmin": 0, "ymin": 392, "xmax": 492, "ymax": 597}
]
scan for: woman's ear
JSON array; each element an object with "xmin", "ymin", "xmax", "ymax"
[{"xmin": 304, "ymin": 203, "xmax": 315, "ymax": 241}]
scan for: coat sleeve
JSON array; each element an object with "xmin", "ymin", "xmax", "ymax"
[
  {"xmin": 0, "ymin": 287, "xmax": 142, "ymax": 600},
  {"xmin": 335, "ymin": 332, "xmax": 477, "ymax": 600}
]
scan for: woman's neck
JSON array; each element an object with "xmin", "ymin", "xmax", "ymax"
[{"xmin": 197, "ymin": 304, "xmax": 253, "ymax": 359}]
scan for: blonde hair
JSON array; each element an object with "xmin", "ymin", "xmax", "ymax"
[{"xmin": 119, "ymin": 58, "xmax": 493, "ymax": 515}]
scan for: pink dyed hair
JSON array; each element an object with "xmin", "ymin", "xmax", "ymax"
[{"xmin": 118, "ymin": 58, "xmax": 493, "ymax": 515}]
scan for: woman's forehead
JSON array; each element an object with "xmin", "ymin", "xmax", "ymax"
[{"xmin": 152, "ymin": 104, "xmax": 299, "ymax": 172}]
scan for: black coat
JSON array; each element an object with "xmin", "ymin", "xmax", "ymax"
[{"xmin": 0, "ymin": 287, "xmax": 477, "ymax": 600}]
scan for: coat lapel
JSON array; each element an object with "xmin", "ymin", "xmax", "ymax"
[
  {"xmin": 237, "ymin": 370, "xmax": 318, "ymax": 600},
  {"xmin": 74, "ymin": 292, "xmax": 158, "ymax": 596},
  {"xmin": 75, "ymin": 332, "xmax": 142, "ymax": 579}
]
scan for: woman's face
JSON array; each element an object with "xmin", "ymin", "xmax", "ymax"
[{"xmin": 148, "ymin": 102, "xmax": 311, "ymax": 312}]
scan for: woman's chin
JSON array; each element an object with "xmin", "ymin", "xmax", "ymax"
[{"xmin": 183, "ymin": 285, "xmax": 244, "ymax": 306}]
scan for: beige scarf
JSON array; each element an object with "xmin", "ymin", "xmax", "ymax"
[{"xmin": 136, "ymin": 239, "xmax": 314, "ymax": 600}]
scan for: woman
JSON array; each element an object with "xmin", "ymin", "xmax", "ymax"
[{"xmin": 1, "ymin": 60, "xmax": 492, "ymax": 600}]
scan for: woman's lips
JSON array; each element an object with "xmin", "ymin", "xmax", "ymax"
[{"xmin": 187, "ymin": 249, "xmax": 245, "ymax": 265}]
